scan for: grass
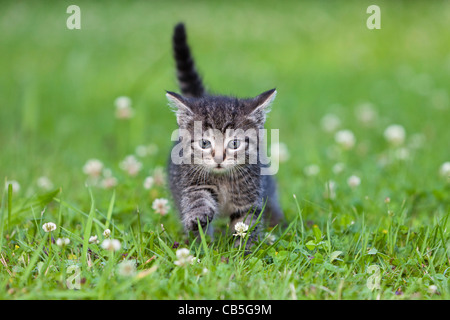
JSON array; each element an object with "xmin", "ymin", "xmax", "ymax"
[{"xmin": 0, "ymin": 0, "xmax": 449, "ymax": 300}]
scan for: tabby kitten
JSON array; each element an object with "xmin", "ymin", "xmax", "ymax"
[{"xmin": 166, "ymin": 23, "xmax": 283, "ymax": 243}]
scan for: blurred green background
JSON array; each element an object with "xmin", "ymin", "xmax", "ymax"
[{"xmin": 0, "ymin": 0, "xmax": 449, "ymax": 223}]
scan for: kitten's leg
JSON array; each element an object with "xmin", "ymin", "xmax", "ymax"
[
  {"xmin": 262, "ymin": 175, "xmax": 284, "ymax": 227},
  {"xmin": 181, "ymin": 187, "xmax": 218, "ymax": 236},
  {"xmin": 266, "ymin": 194, "xmax": 284, "ymax": 227}
]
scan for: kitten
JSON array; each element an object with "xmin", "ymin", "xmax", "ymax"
[{"xmin": 166, "ymin": 23, "xmax": 283, "ymax": 244}]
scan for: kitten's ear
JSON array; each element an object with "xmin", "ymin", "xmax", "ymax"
[
  {"xmin": 247, "ymin": 89, "xmax": 277, "ymax": 125},
  {"xmin": 166, "ymin": 91, "xmax": 194, "ymax": 127}
]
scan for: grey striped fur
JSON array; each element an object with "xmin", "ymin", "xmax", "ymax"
[{"xmin": 167, "ymin": 24, "xmax": 283, "ymax": 244}]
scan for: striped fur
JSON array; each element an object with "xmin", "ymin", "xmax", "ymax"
[
  {"xmin": 172, "ymin": 23, "xmax": 205, "ymax": 98},
  {"xmin": 167, "ymin": 24, "xmax": 283, "ymax": 245}
]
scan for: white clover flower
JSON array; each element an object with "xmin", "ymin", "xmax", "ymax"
[
  {"xmin": 355, "ymin": 102, "xmax": 377, "ymax": 126},
  {"xmin": 99, "ymin": 169, "xmax": 118, "ymax": 189},
  {"xmin": 143, "ymin": 176, "xmax": 154, "ymax": 190},
  {"xmin": 101, "ymin": 176, "xmax": 118, "ymax": 189},
  {"xmin": 428, "ymin": 285, "xmax": 438, "ymax": 294},
  {"xmin": 174, "ymin": 248, "xmax": 195, "ymax": 267},
  {"xmin": 394, "ymin": 147, "xmax": 410, "ymax": 161},
  {"xmin": 42, "ymin": 222, "xmax": 57, "ymax": 233},
  {"xmin": 440, "ymin": 161, "xmax": 450, "ymax": 181},
  {"xmin": 408, "ymin": 133, "xmax": 425, "ymax": 149},
  {"xmin": 147, "ymin": 144, "xmax": 159, "ymax": 156},
  {"xmin": 56, "ymin": 238, "xmax": 70, "ymax": 247},
  {"xmin": 89, "ymin": 235, "xmax": 99, "ymax": 244},
  {"xmin": 376, "ymin": 153, "xmax": 390, "ymax": 168},
  {"xmin": 37, "ymin": 176, "xmax": 54, "ymax": 191},
  {"xmin": 265, "ymin": 233, "xmax": 276, "ymax": 245},
  {"xmin": 5, "ymin": 180, "xmax": 20, "ymax": 194},
  {"xmin": 271, "ymin": 142, "xmax": 290, "ymax": 163},
  {"xmin": 117, "ymin": 260, "xmax": 137, "ymax": 277},
  {"xmin": 152, "ymin": 167, "xmax": 166, "ymax": 186},
  {"xmin": 114, "ymin": 96, "xmax": 134, "ymax": 119},
  {"xmin": 347, "ymin": 175, "xmax": 361, "ymax": 189},
  {"xmin": 304, "ymin": 164, "xmax": 320, "ymax": 176},
  {"xmin": 115, "ymin": 96, "xmax": 132, "ymax": 109},
  {"xmin": 103, "ymin": 168, "xmax": 113, "ymax": 177},
  {"xmin": 334, "ymin": 130, "xmax": 356, "ymax": 150},
  {"xmin": 119, "ymin": 155, "xmax": 142, "ymax": 177},
  {"xmin": 324, "ymin": 180, "xmax": 337, "ymax": 200},
  {"xmin": 103, "ymin": 229, "xmax": 111, "ymax": 238},
  {"xmin": 320, "ymin": 113, "xmax": 341, "ymax": 132},
  {"xmin": 135, "ymin": 144, "xmax": 159, "ymax": 157},
  {"xmin": 176, "ymin": 248, "xmax": 191, "ymax": 259},
  {"xmin": 332, "ymin": 162, "xmax": 345, "ymax": 174},
  {"xmin": 152, "ymin": 198, "xmax": 170, "ymax": 215},
  {"xmin": 384, "ymin": 124, "xmax": 406, "ymax": 146},
  {"xmin": 82, "ymin": 159, "xmax": 104, "ymax": 178},
  {"xmin": 233, "ymin": 222, "xmax": 249, "ymax": 238},
  {"xmin": 101, "ymin": 239, "xmax": 121, "ymax": 251},
  {"xmin": 135, "ymin": 145, "xmax": 148, "ymax": 157}
]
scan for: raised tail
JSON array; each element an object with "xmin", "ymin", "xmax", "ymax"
[{"xmin": 172, "ymin": 23, "xmax": 205, "ymax": 98}]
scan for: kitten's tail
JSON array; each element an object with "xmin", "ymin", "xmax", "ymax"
[{"xmin": 172, "ymin": 23, "xmax": 205, "ymax": 98}]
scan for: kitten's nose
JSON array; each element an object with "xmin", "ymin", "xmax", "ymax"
[
  {"xmin": 213, "ymin": 153, "xmax": 223, "ymax": 164},
  {"xmin": 212, "ymin": 149, "xmax": 225, "ymax": 164}
]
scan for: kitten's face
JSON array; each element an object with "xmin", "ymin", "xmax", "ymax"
[
  {"xmin": 193, "ymin": 127, "xmax": 247, "ymax": 173},
  {"xmin": 167, "ymin": 89, "xmax": 276, "ymax": 174}
]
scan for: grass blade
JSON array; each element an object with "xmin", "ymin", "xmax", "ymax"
[{"xmin": 81, "ymin": 188, "xmax": 96, "ymax": 271}]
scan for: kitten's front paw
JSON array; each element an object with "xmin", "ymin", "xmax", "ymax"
[{"xmin": 184, "ymin": 211, "xmax": 213, "ymax": 232}]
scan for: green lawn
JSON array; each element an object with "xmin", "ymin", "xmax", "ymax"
[{"xmin": 0, "ymin": 0, "xmax": 449, "ymax": 300}]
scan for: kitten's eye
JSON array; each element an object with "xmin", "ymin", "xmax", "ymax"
[
  {"xmin": 227, "ymin": 139, "xmax": 241, "ymax": 150},
  {"xmin": 199, "ymin": 139, "xmax": 212, "ymax": 149}
]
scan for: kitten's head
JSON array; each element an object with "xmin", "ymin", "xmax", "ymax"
[{"xmin": 166, "ymin": 89, "xmax": 276, "ymax": 174}]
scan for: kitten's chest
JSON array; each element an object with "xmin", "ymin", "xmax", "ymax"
[
  {"xmin": 215, "ymin": 181, "xmax": 249, "ymax": 216},
  {"xmin": 216, "ymin": 183, "xmax": 233, "ymax": 215}
]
